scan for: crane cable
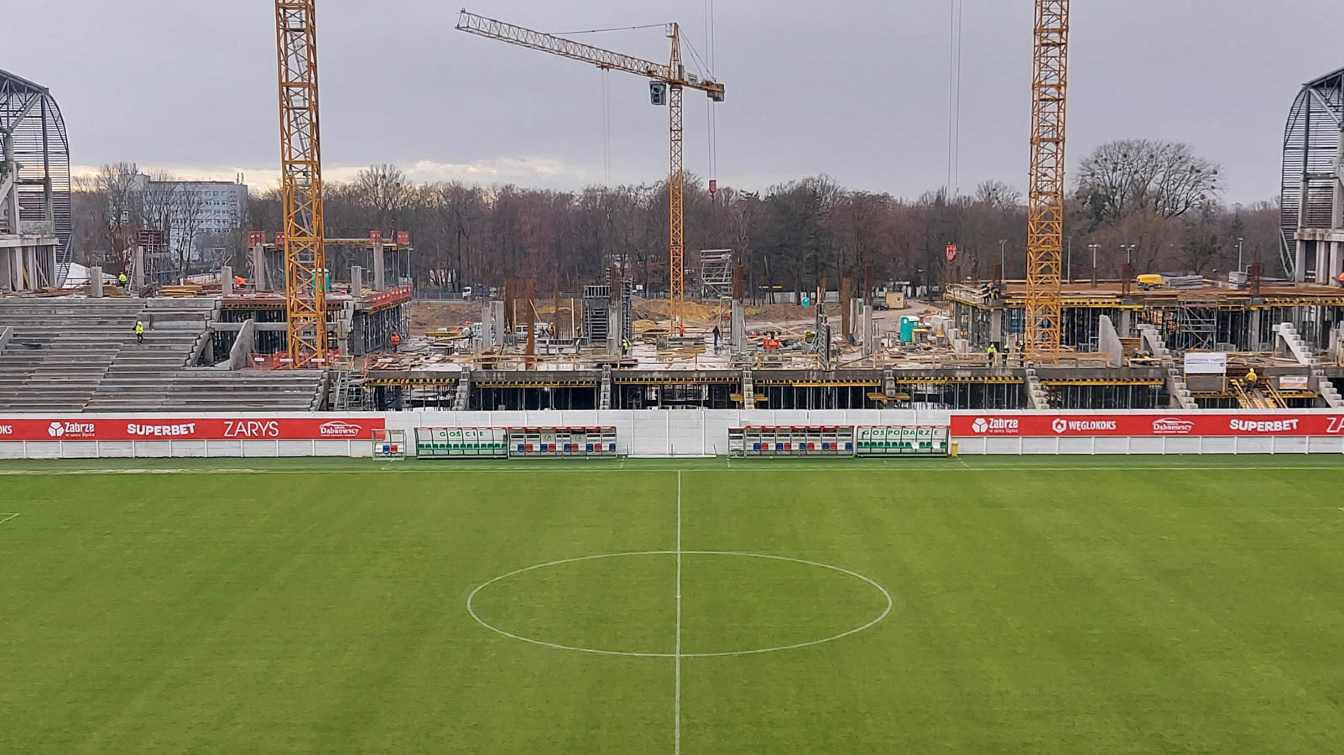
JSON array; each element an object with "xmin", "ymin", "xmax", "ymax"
[
  {"xmin": 946, "ymin": 0, "xmax": 964, "ymax": 198},
  {"xmin": 703, "ymin": 0, "xmax": 718, "ymax": 189},
  {"xmin": 556, "ymin": 22, "xmax": 668, "ymax": 36},
  {"xmin": 601, "ymin": 68, "xmax": 612, "ymax": 187}
]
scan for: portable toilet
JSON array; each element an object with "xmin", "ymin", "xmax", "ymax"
[{"xmin": 899, "ymin": 317, "xmax": 917, "ymax": 344}]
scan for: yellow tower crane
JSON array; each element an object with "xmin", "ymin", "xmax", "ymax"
[
  {"xmin": 1025, "ymin": 0, "xmax": 1070, "ymax": 362},
  {"xmin": 274, "ymin": 0, "xmax": 328, "ymax": 367},
  {"xmin": 455, "ymin": 10, "xmax": 726, "ymax": 327}
]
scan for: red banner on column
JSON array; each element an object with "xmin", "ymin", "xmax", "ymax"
[
  {"xmin": 0, "ymin": 417, "xmax": 386, "ymax": 442},
  {"xmin": 950, "ymin": 413, "xmax": 1344, "ymax": 438}
]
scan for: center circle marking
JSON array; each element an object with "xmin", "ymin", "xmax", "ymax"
[{"xmin": 466, "ymin": 550, "xmax": 893, "ymax": 658}]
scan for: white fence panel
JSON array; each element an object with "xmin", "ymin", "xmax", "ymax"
[
  {"xmin": 1094, "ymin": 437, "xmax": 1129, "ymax": 454},
  {"xmin": 668, "ymin": 412, "xmax": 706, "ymax": 456},
  {"xmin": 631, "ymin": 410, "xmax": 672, "ymax": 457},
  {"xmin": 1057, "ymin": 437, "xmax": 1093, "ymax": 455},
  {"xmin": 1128, "ymin": 437, "xmax": 1165, "ymax": 454},
  {"xmin": 171, "ymin": 441, "xmax": 208, "ymax": 458}
]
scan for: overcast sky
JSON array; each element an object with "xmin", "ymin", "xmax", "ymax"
[{"xmin": 8, "ymin": 0, "xmax": 1341, "ymax": 203}]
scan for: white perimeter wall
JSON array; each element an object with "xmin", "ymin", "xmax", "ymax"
[{"xmin": 1, "ymin": 409, "xmax": 1342, "ymax": 459}]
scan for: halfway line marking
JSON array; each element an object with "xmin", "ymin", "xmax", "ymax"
[{"xmin": 674, "ymin": 471, "xmax": 683, "ymax": 755}]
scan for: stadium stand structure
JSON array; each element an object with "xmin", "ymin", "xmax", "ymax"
[{"xmin": 0, "ymin": 298, "xmax": 324, "ymax": 412}]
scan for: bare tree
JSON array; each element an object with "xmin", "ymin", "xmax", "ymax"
[
  {"xmin": 139, "ymin": 172, "xmax": 179, "ymax": 241},
  {"xmin": 354, "ymin": 163, "xmax": 411, "ymax": 234},
  {"xmin": 95, "ymin": 162, "xmax": 142, "ymax": 271},
  {"xmin": 1076, "ymin": 139, "xmax": 1221, "ymax": 227},
  {"xmin": 172, "ymin": 187, "xmax": 208, "ymax": 278}
]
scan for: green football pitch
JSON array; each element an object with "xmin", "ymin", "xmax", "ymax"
[{"xmin": 3, "ymin": 456, "xmax": 1344, "ymax": 753}]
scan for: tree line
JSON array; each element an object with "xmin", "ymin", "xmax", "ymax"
[{"xmin": 72, "ymin": 139, "xmax": 1283, "ymax": 298}]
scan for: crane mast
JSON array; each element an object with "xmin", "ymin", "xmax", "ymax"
[
  {"xmin": 1025, "ymin": 0, "xmax": 1070, "ymax": 362},
  {"xmin": 274, "ymin": 0, "xmax": 328, "ymax": 367},
  {"xmin": 456, "ymin": 10, "xmax": 724, "ymax": 327}
]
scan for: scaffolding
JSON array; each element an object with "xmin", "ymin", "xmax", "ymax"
[
  {"xmin": 1174, "ymin": 301, "xmax": 1218, "ymax": 351},
  {"xmin": 699, "ymin": 249, "xmax": 733, "ymax": 299}
]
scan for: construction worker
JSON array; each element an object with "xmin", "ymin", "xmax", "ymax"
[
  {"xmin": 986, "ymin": 342, "xmax": 999, "ymax": 367},
  {"xmin": 118, "ymin": 271, "xmax": 128, "ymax": 289},
  {"xmin": 712, "ymin": 325, "xmax": 721, "ymax": 352},
  {"xmin": 133, "ymin": 319, "xmax": 145, "ymax": 345},
  {"xmin": 1245, "ymin": 368, "xmax": 1258, "ymax": 386},
  {"xmin": 622, "ymin": 337, "xmax": 632, "ymax": 355},
  {"xmin": 390, "ymin": 332, "xmax": 401, "ymax": 353}
]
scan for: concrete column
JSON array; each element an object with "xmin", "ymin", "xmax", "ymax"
[
  {"xmin": 0, "ymin": 250, "xmax": 11, "ymax": 292},
  {"xmin": 252, "ymin": 243, "xmax": 268, "ymax": 292},
  {"xmin": 13, "ymin": 245, "xmax": 26, "ymax": 289},
  {"xmin": 1316, "ymin": 243, "xmax": 1330, "ymax": 284},
  {"xmin": 1331, "ymin": 241, "xmax": 1343, "ymax": 287},
  {"xmin": 731, "ymin": 300, "xmax": 745, "ymax": 353},
  {"xmin": 45, "ymin": 246, "xmax": 57, "ymax": 287},
  {"xmin": 221, "ymin": 265, "xmax": 233, "ymax": 295},
  {"xmin": 132, "ymin": 245, "xmax": 145, "ymax": 292},
  {"xmin": 1119, "ymin": 309, "xmax": 1133, "ymax": 338},
  {"xmin": 607, "ymin": 303, "xmax": 624, "ymax": 355},
  {"xmin": 1249, "ymin": 309, "xmax": 1263, "ymax": 351},
  {"xmin": 26, "ymin": 248, "xmax": 38, "ymax": 288},
  {"xmin": 371, "ymin": 244, "xmax": 386, "ymax": 292},
  {"xmin": 989, "ymin": 308, "xmax": 1004, "ymax": 344},
  {"xmin": 1097, "ymin": 315, "xmax": 1123, "ymax": 367},
  {"xmin": 1295, "ymin": 240, "xmax": 1308, "ymax": 282},
  {"xmin": 861, "ymin": 304, "xmax": 875, "ymax": 356},
  {"xmin": 89, "ymin": 266, "xmax": 103, "ymax": 298},
  {"xmin": 351, "ymin": 265, "xmax": 364, "ymax": 295}
]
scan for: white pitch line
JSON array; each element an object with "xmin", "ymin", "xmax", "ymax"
[
  {"xmin": 465, "ymin": 550, "xmax": 894, "ymax": 657},
  {"xmin": 674, "ymin": 470, "xmax": 683, "ymax": 755},
  {"xmin": 2, "ymin": 464, "xmax": 1343, "ymax": 477},
  {"xmin": 0, "ymin": 512, "xmax": 19, "ymax": 526}
]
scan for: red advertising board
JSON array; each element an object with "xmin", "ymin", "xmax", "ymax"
[
  {"xmin": 0, "ymin": 417, "xmax": 385, "ymax": 442},
  {"xmin": 950, "ymin": 413, "xmax": 1344, "ymax": 438}
]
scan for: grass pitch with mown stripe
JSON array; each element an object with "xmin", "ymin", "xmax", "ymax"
[{"xmin": 1, "ymin": 456, "xmax": 1342, "ymax": 752}]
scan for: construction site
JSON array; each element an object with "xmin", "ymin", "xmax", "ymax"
[{"xmin": 2, "ymin": 6, "xmax": 1343, "ymax": 418}]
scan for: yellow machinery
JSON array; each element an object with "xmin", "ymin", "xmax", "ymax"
[
  {"xmin": 455, "ymin": 10, "xmax": 726, "ymax": 328},
  {"xmin": 273, "ymin": 0, "xmax": 328, "ymax": 367},
  {"xmin": 1025, "ymin": 0, "xmax": 1070, "ymax": 363}
]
